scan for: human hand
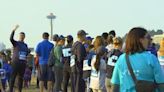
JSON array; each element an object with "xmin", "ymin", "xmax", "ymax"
[{"xmin": 13, "ymin": 25, "xmax": 19, "ymax": 31}]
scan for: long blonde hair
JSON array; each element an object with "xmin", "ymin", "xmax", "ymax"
[{"xmin": 113, "ymin": 37, "xmax": 123, "ymax": 49}]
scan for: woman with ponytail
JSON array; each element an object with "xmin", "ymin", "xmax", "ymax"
[{"xmin": 89, "ymin": 46, "xmax": 107, "ymax": 92}]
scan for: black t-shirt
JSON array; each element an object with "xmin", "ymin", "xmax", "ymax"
[
  {"xmin": 106, "ymin": 49, "xmax": 122, "ymax": 78},
  {"xmin": 10, "ymin": 31, "xmax": 29, "ymax": 62},
  {"xmin": 63, "ymin": 44, "xmax": 72, "ymax": 70},
  {"xmin": 71, "ymin": 41, "xmax": 87, "ymax": 73}
]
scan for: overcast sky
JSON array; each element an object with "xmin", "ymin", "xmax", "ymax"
[{"xmin": 0, "ymin": 0, "xmax": 164, "ymax": 48}]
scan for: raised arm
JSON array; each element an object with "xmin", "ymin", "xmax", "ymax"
[{"xmin": 10, "ymin": 25, "xmax": 19, "ymax": 47}]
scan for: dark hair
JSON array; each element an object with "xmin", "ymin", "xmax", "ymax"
[
  {"xmin": 28, "ymin": 49, "xmax": 31, "ymax": 54},
  {"xmin": 0, "ymin": 52, "xmax": 5, "ymax": 56},
  {"xmin": 107, "ymin": 35, "xmax": 113, "ymax": 44},
  {"xmin": 88, "ymin": 45, "xmax": 94, "ymax": 50},
  {"xmin": 19, "ymin": 32, "xmax": 25, "ymax": 36},
  {"xmin": 0, "ymin": 51, "xmax": 7, "ymax": 62},
  {"xmin": 42, "ymin": 32, "xmax": 49, "ymax": 39},
  {"xmin": 67, "ymin": 40, "xmax": 72, "ymax": 44},
  {"xmin": 125, "ymin": 27, "xmax": 147, "ymax": 54},
  {"xmin": 101, "ymin": 32, "xmax": 108, "ymax": 40},
  {"xmin": 109, "ymin": 30, "xmax": 116, "ymax": 37},
  {"xmin": 67, "ymin": 35, "xmax": 73, "ymax": 44},
  {"xmin": 53, "ymin": 34, "xmax": 59, "ymax": 41}
]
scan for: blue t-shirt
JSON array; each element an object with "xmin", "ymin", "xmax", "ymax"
[
  {"xmin": 1, "ymin": 62, "xmax": 12, "ymax": 83},
  {"xmin": 35, "ymin": 40, "xmax": 54, "ymax": 65},
  {"xmin": 147, "ymin": 45, "xmax": 157, "ymax": 57},
  {"xmin": 85, "ymin": 50, "xmax": 95, "ymax": 66},
  {"xmin": 111, "ymin": 52, "xmax": 164, "ymax": 92}
]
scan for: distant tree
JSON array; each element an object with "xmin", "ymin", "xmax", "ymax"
[
  {"xmin": 148, "ymin": 29, "xmax": 163, "ymax": 36},
  {"xmin": 156, "ymin": 29, "xmax": 163, "ymax": 34},
  {"xmin": 148, "ymin": 30, "xmax": 156, "ymax": 36}
]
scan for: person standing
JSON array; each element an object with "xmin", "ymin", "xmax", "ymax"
[
  {"xmin": 89, "ymin": 46, "xmax": 107, "ymax": 92},
  {"xmin": 106, "ymin": 37, "xmax": 123, "ymax": 92},
  {"xmin": 158, "ymin": 38, "xmax": 164, "ymax": 74},
  {"xmin": 35, "ymin": 32, "xmax": 54, "ymax": 92},
  {"xmin": 111, "ymin": 27, "xmax": 164, "ymax": 92},
  {"xmin": 101, "ymin": 32, "xmax": 109, "ymax": 46},
  {"xmin": 47, "ymin": 34, "xmax": 59, "ymax": 92},
  {"xmin": 63, "ymin": 35, "xmax": 73, "ymax": 92},
  {"xmin": 146, "ymin": 34, "xmax": 158, "ymax": 57},
  {"xmin": 71, "ymin": 30, "xmax": 87, "ymax": 92},
  {"xmin": 52, "ymin": 35, "xmax": 65, "ymax": 92},
  {"xmin": 0, "ymin": 52, "xmax": 6, "ymax": 92},
  {"xmin": 9, "ymin": 25, "xmax": 29, "ymax": 92}
]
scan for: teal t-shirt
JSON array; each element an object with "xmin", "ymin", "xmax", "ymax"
[{"xmin": 111, "ymin": 52, "xmax": 164, "ymax": 92}]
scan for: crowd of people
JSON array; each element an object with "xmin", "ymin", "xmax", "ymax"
[{"xmin": 0, "ymin": 25, "xmax": 164, "ymax": 92}]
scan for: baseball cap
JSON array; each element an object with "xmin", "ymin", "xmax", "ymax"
[
  {"xmin": 67, "ymin": 35, "xmax": 73, "ymax": 42},
  {"xmin": 53, "ymin": 34, "xmax": 59, "ymax": 41},
  {"xmin": 58, "ymin": 35, "xmax": 65, "ymax": 40},
  {"xmin": 77, "ymin": 30, "xmax": 88, "ymax": 36},
  {"xmin": 86, "ymin": 36, "xmax": 94, "ymax": 41}
]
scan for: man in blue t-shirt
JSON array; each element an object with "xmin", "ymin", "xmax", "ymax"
[{"xmin": 35, "ymin": 32, "xmax": 54, "ymax": 92}]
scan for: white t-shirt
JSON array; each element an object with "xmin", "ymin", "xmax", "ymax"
[{"xmin": 106, "ymin": 44, "xmax": 114, "ymax": 52}]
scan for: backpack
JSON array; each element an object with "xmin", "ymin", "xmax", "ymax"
[{"xmin": 48, "ymin": 48, "xmax": 55, "ymax": 67}]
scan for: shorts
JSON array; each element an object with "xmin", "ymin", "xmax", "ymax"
[
  {"xmin": 105, "ymin": 77, "xmax": 112, "ymax": 88},
  {"xmin": 83, "ymin": 70, "xmax": 91, "ymax": 79},
  {"xmin": 47, "ymin": 67, "xmax": 55, "ymax": 82},
  {"xmin": 39, "ymin": 64, "xmax": 48, "ymax": 81}
]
